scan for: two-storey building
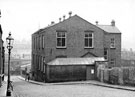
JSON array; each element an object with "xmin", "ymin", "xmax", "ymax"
[{"xmin": 31, "ymin": 13, "xmax": 121, "ymax": 82}]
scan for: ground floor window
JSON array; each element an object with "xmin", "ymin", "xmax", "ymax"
[{"xmin": 91, "ymin": 69, "xmax": 94, "ymax": 74}]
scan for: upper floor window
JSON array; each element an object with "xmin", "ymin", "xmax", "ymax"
[
  {"xmin": 38, "ymin": 36, "xmax": 40, "ymax": 50},
  {"xmin": 42, "ymin": 35, "xmax": 45, "ymax": 49},
  {"xmin": 56, "ymin": 32, "xmax": 66, "ymax": 48},
  {"xmin": 39, "ymin": 36, "xmax": 42, "ymax": 49},
  {"xmin": 33, "ymin": 37, "xmax": 35, "ymax": 49},
  {"xmin": 36, "ymin": 37, "xmax": 38, "ymax": 50},
  {"xmin": 110, "ymin": 38, "xmax": 115, "ymax": 48},
  {"xmin": 34, "ymin": 37, "xmax": 36, "ymax": 49},
  {"xmin": 36, "ymin": 37, "xmax": 37, "ymax": 50},
  {"xmin": 84, "ymin": 32, "xmax": 94, "ymax": 48},
  {"xmin": 32, "ymin": 54, "xmax": 35, "ymax": 65}
]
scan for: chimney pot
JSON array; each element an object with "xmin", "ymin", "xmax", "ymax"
[
  {"xmin": 111, "ymin": 20, "xmax": 115, "ymax": 26},
  {"xmin": 69, "ymin": 11, "xmax": 72, "ymax": 17},
  {"xmin": 51, "ymin": 21, "xmax": 54, "ymax": 25},
  {"xmin": 95, "ymin": 21, "xmax": 98, "ymax": 25},
  {"xmin": 63, "ymin": 15, "xmax": 66, "ymax": 20},
  {"xmin": 59, "ymin": 18, "xmax": 61, "ymax": 22}
]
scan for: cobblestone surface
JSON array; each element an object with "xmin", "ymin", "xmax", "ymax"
[
  {"xmin": 11, "ymin": 76, "xmax": 135, "ymax": 97},
  {"xmin": 0, "ymin": 81, "xmax": 7, "ymax": 97}
]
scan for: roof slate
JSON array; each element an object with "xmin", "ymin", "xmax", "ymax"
[
  {"xmin": 34, "ymin": 14, "xmax": 121, "ymax": 34},
  {"xmin": 47, "ymin": 57, "xmax": 105, "ymax": 65},
  {"xmin": 97, "ymin": 25, "xmax": 121, "ymax": 33}
]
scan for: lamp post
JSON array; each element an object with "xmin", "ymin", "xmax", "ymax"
[{"xmin": 6, "ymin": 32, "xmax": 14, "ymax": 96}]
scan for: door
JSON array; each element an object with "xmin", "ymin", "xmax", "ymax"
[{"xmin": 86, "ymin": 65, "xmax": 95, "ymax": 80}]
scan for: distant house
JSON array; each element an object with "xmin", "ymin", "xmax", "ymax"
[
  {"xmin": 31, "ymin": 13, "xmax": 121, "ymax": 82},
  {"xmin": 121, "ymin": 49, "xmax": 135, "ymax": 67}
]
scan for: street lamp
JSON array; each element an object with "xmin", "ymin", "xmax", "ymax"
[{"xmin": 6, "ymin": 32, "xmax": 14, "ymax": 96}]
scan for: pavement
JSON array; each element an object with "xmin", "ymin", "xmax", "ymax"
[
  {"xmin": 0, "ymin": 77, "xmax": 13, "ymax": 97},
  {"xmin": 1, "ymin": 76, "xmax": 135, "ymax": 97},
  {"xmin": 17, "ymin": 76, "xmax": 135, "ymax": 91},
  {"xmin": 0, "ymin": 81, "xmax": 7, "ymax": 97}
]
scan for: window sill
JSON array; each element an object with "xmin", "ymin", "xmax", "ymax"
[
  {"xmin": 84, "ymin": 47, "xmax": 94, "ymax": 49},
  {"xmin": 56, "ymin": 47, "xmax": 67, "ymax": 49},
  {"xmin": 110, "ymin": 47, "xmax": 116, "ymax": 49}
]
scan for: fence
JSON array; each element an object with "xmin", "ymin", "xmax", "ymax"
[{"xmin": 97, "ymin": 66, "xmax": 135, "ymax": 86}]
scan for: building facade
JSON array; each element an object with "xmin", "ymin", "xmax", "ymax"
[
  {"xmin": 31, "ymin": 14, "xmax": 121, "ymax": 82},
  {"xmin": 0, "ymin": 11, "xmax": 5, "ymax": 86}
]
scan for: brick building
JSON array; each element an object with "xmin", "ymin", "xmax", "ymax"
[
  {"xmin": 0, "ymin": 11, "xmax": 5, "ymax": 86},
  {"xmin": 31, "ymin": 14, "xmax": 121, "ymax": 82}
]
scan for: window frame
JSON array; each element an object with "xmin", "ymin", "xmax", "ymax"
[
  {"xmin": 110, "ymin": 59, "xmax": 115, "ymax": 66},
  {"xmin": 40, "ymin": 36, "xmax": 42, "ymax": 49},
  {"xmin": 56, "ymin": 31, "xmax": 67, "ymax": 48},
  {"xmin": 32, "ymin": 54, "xmax": 34, "ymax": 67},
  {"xmin": 36, "ymin": 37, "xmax": 38, "ymax": 50},
  {"xmin": 43, "ymin": 57, "xmax": 46, "ymax": 73},
  {"xmin": 38, "ymin": 36, "xmax": 40, "ymax": 50},
  {"xmin": 33, "ymin": 37, "xmax": 35, "ymax": 49},
  {"xmin": 38, "ymin": 36, "xmax": 42, "ymax": 50},
  {"xmin": 38, "ymin": 56, "xmax": 40, "ymax": 70},
  {"xmin": 84, "ymin": 31, "xmax": 94, "ymax": 48},
  {"xmin": 110, "ymin": 38, "xmax": 115, "ymax": 48},
  {"xmin": 42, "ymin": 35, "xmax": 45, "ymax": 49},
  {"xmin": 34, "ymin": 37, "xmax": 36, "ymax": 49},
  {"xmin": 43, "ymin": 64, "xmax": 46, "ymax": 73},
  {"xmin": 41, "ymin": 56, "xmax": 44, "ymax": 71}
]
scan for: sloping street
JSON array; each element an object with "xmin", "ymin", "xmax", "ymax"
[{"xmin": 10, "ymin": 76, "xmax": 135, "ymax": 97}]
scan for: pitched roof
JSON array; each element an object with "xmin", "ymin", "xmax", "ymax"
[
  {"xmin": 97, "ymin": 25, "xmax": 121, "ymax": 33},
  {"xmin": 34, "ymin": 15, "xmax": 77, "ymax": 34},
  {"xmin": 42, "ymin": 15, "xmax": 80, "ymax": 30},
  {"xmin": 34, "ymin": 15, "xmax": 103, "ymax": 34},
  {"xmin": 34, "ymin": 14, "xmax": 121, "ymax": 34},
  {"xmin": 47, "ymin": 57, "xmax": 105, "ymax": 65}
]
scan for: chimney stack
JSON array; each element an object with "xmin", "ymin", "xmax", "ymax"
[
  {"xmin": 59, "ymin": 18, "xmax": 61, "ymax": 22},
  {"xmin": 51, "ymin": 21, "xmax": 55, "ymax": 25},
  {"xmin": 111, "ymin": 20, "xmax": 115, "ymax": 26},
  {"xmin": 95, "ymin": 21, "xmax": 98, "ymax": 25},
  {"xmin": 63, "ymin": 15, "xmax": 66, "ymax": 20},
  {"xmin": 69, "ymin": 11, "xmax": 72, "ymax": 17}
]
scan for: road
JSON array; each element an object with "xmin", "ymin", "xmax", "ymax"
[{"xmin": 11, "ymin": 76, "xmax": 135, "ymax": 97}]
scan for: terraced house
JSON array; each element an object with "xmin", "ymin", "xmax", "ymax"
[{"xmin": 31, "ymin": 13, "xmax": 121, "ymax": 82}]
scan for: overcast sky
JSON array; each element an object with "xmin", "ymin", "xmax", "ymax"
[{"xmin": 0, "ymin": 0, "xmax": 135, "ymax": 50}]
